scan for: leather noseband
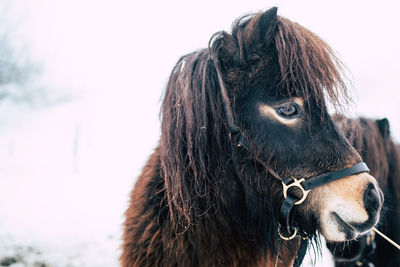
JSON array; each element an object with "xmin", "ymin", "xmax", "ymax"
[{"xmin": 279, "ymin": 162, "xmax": 370, "ymax": 239}]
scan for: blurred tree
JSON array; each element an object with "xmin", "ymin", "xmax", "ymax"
[{"xmin": 0, "ymin": 2, "xmax": 47, "ymax": 105}]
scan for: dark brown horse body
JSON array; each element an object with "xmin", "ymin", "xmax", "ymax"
[
  {"xmin": 121, "ymin": 8, "xmax": 383, "ymax": 266},
  {"xmin": 329, "ymin": 116, "xmax": 400, "ymax": 267}
]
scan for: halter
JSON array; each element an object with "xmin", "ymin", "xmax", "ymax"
[
  {"xmin": 211, "ymin": 56, "xmax": 370, "ymax": 266},
  {"xmin": 278, "ymin": 162, "xmax": 369, "ymax": 239}
]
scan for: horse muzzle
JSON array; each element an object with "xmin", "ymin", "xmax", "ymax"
[{"xmin": 319, "ymin": 173, "xmax": 383, "ymax": 241}]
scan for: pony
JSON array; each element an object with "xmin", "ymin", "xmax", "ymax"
[
  {"xmin": 328, "ymin": 116, "xmax": 400, "ymax": 267},
  {"xmin": 121, "ymin": 7, "xmax": 383, "ymax": 266}
]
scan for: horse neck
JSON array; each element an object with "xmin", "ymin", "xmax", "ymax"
[
  {"xmin": 387, "ymin": 143, "xmax": 400, "ymax": 238},
  {"xmin": 388, "ymin": 143, "xmax": 400, "ymax": 200}
]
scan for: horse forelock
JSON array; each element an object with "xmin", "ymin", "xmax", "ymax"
[
  {"xmin": 225, "ymin": 12, "xmax": 352, "ymax": 116},
  {"xmin": 274, "ymin": 17, "xmax": 351, "ymax": 110}
]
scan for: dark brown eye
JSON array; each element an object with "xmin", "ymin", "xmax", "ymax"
[{"xmin": 276, "ymin": 103, "xmax": 298, "ymax": 118}]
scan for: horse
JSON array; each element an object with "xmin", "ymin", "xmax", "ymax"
[
  {"xmin": 328, "ymin": 116, "xmax": 400, "ymax": 267},
  {"xmin": 121, "ymin": 7, "xmax": 383, "ymax": 266}
]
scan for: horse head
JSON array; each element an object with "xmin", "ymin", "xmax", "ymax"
[{"xmin": 208, "ymin": 7, "xmax": 383, "ymax": 242}]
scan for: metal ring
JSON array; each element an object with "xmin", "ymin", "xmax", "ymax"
[
  {"xmin": 282, "ymin": 178, "xmax": 311, "ymax": 205},
  {"xmin": 278, "ymin": 225, "xmax": 298, "ymax": 241}
]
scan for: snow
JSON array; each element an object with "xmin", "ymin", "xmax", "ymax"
[{"xmin": 0, "ymin": 0, "xmax": 399, "ymax": 266}]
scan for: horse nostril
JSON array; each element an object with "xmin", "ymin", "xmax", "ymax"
[{"xmin": 363, "ymin": 183, "xmax": 382, "ymax": 216}]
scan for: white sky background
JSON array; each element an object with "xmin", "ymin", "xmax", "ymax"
[{"xmin": 0, "ymin": 0, "xmax": 399, "ymax": 266}]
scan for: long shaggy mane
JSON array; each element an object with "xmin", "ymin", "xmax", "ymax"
[{"xmin": 160, "ymin": 50, "xmax": 231, "ymax": 229}]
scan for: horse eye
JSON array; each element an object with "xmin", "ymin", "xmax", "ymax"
[{"xmin": 276, "ymin": 103, "xmax": 299, "ymax": 118}]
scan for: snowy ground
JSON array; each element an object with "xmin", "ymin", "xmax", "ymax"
[
  {"xmin": 0, "ymin": 0, "xmax": 399, "ymax": 267},
  {"xmin": 0, "ymin": 101, "xmax": 133, "ymax": 267}
]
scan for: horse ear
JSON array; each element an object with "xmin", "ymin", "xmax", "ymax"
[
  {"xmin": 217, "ymin": 7, "xmax": 278, "ymax": 67},
  {"xmin": 256, "ymin": 7, "xmax": 278, "ymax": 46},
  {"xmin": 214, "ymin": 31, "xmax": 240, "ymax": 69},
  {"xmin": 244, "ymin": 7, "xmax": 278, "ymax": 56},
  {"xmin": 376, "ymin": 118, "xmax": 391, "ymax": 138}
]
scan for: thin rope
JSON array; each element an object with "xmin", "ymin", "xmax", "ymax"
[{"xmin": 372, "ymin": 227, "xmax": 400, "ymax": 251}]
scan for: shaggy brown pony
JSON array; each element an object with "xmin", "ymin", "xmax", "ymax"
[
  {"xmin": 121, "ymin": 7, "xmax": 383, "ymax": 266},
  {"xmin": 329, "ymin": 116, "xmax": 400, "ymax": 267}
]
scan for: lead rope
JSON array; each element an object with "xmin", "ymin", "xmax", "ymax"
[{"xmin": 372, "ymin": 227, "xmax": 400, "ymax": 250}]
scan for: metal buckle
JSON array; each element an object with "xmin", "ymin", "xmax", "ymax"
[
  {"xmin": 282, "ymin": 178, "xmax": 311, "ymax": 205},
  {"xmin": 278, "ymin": 224, "xmax": 298, "ymax": 240}
]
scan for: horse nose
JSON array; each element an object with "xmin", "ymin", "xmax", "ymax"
[{"xmin": 363, "ymin": 183, "xmax": 382, "ymax": 217}]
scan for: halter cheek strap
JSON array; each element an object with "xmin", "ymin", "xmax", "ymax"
[{"xmin": 279, "ymin": 162, "xmax": 370, "ymax": 238}]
